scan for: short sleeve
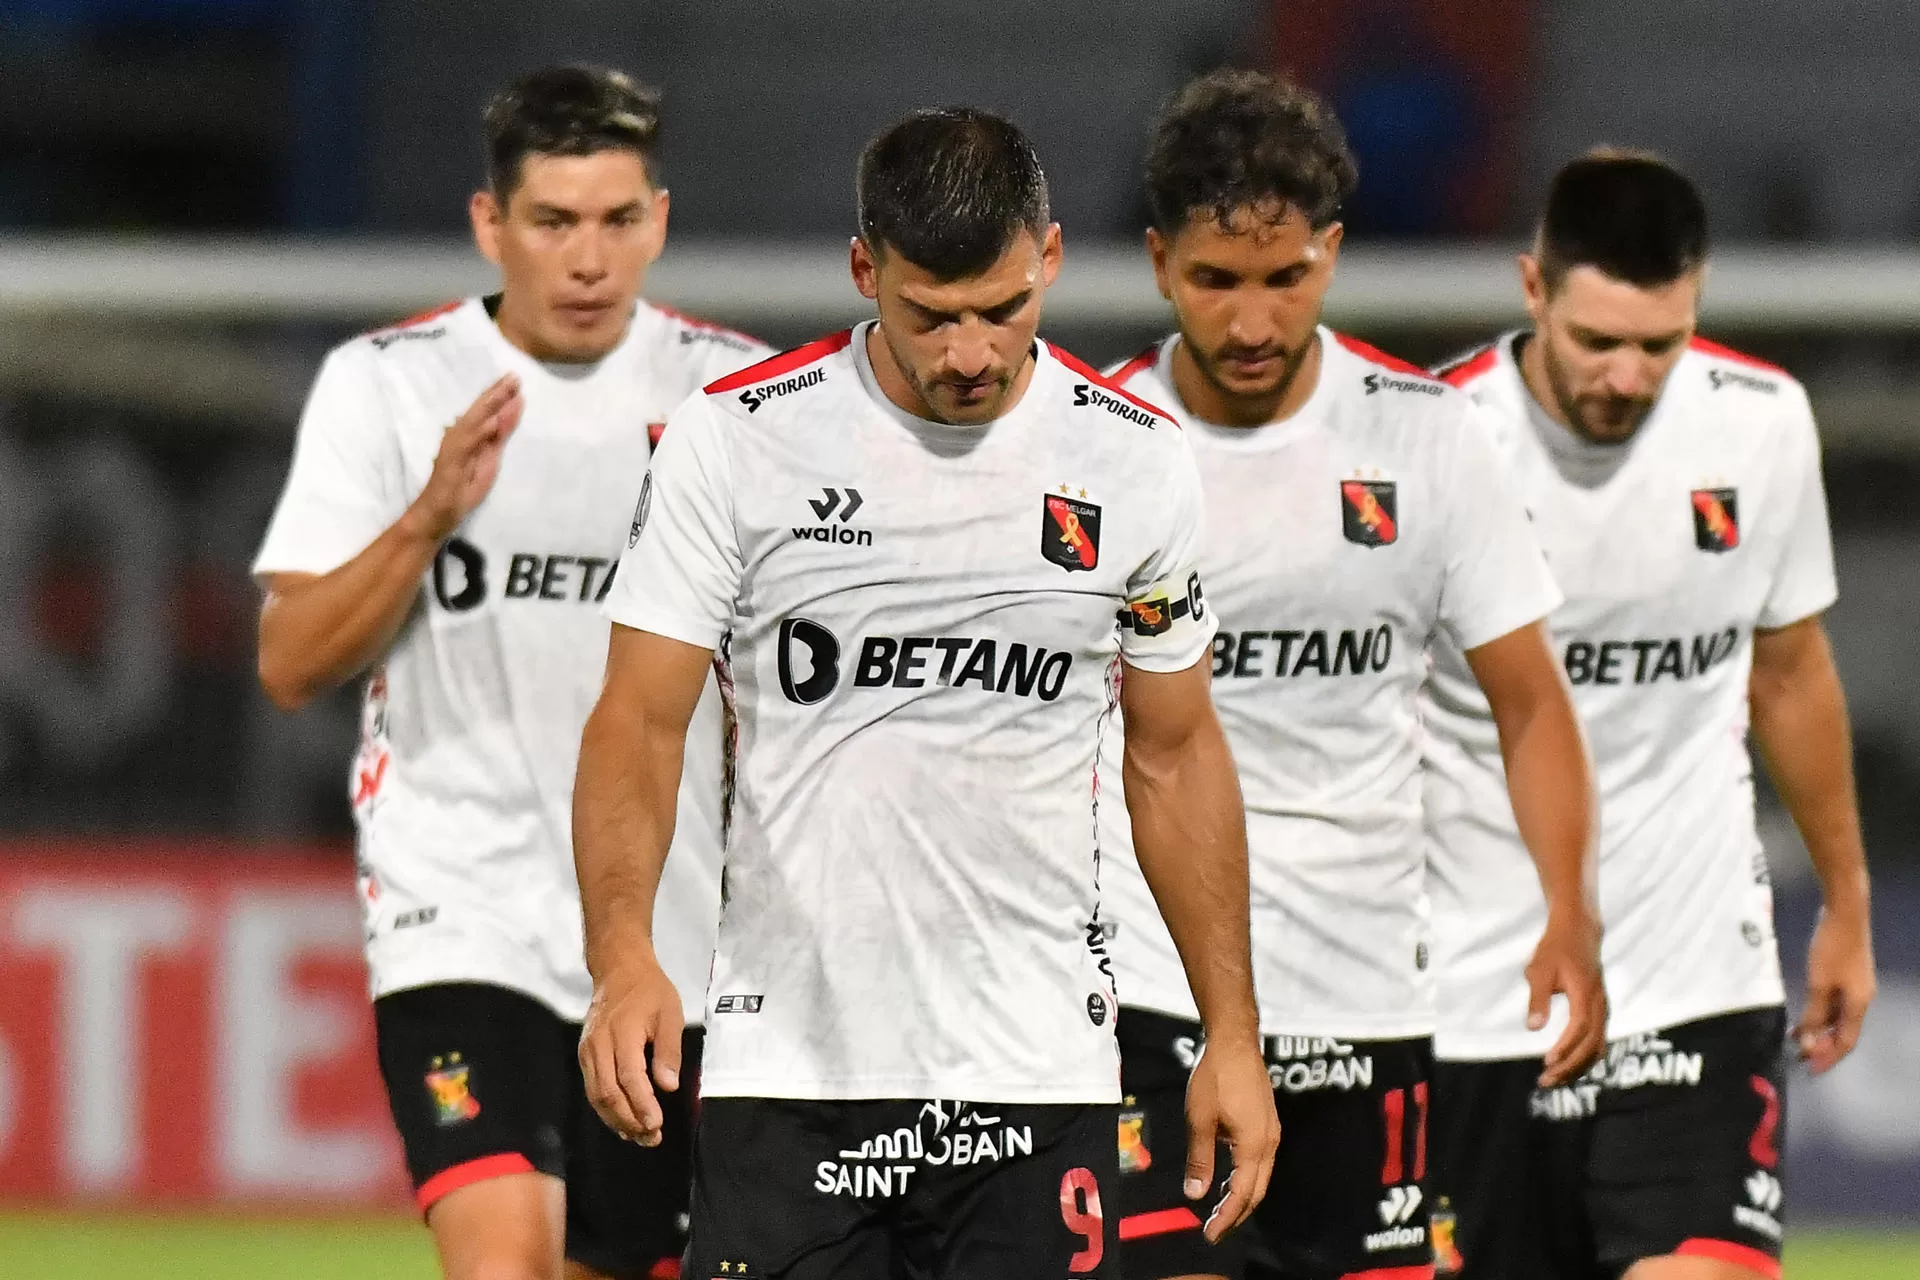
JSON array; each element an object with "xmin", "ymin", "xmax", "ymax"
[
  {"xmin": 252, "ymin": 346, "xmax": 407, "ymax": 580},
  {"xmin": 602, "ymin": 393, "xmax": 743, "ymax": 650},
  {"xmin": 1437, "ymin": 404, "xmax": 1564, "ymax": 652},
  {"xmin": 1757, "ymin": 394, "xmax": 1839, "ymax": 629},
  {"xmin": 1117, "ymin": 434, "xmax": 1217, "ymax": 672}
]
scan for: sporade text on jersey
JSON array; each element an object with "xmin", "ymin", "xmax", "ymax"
[
  {"xmin": 1071, "ymin": 382, "xmax": 1159, "ymax": 428},
  {"xmin": 736, "ymin": 366, "xmax": 827, "ymax": 412}
]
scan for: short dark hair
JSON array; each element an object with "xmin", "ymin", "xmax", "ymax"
[
  {"xmin": 1537, "ymin": 150, "xmax": 1708, "ymax": 291},
  {"xmin": 1145, "ymin": 69, "xmax": 1357, "ymax": 234},
  {"xmin": 857, "ymin": 107, "xmax": 1050, "ymax": 280},
  {"xmin": 483, "ymin": 65, "xmax": 661, "ymax": 201}
]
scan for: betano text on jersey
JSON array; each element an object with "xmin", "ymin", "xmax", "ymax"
[
  {"xmin": 605, "ymin": 324, "xmax": 1214, "ymax": 1103},
  {"xmin": 1095, "ymin": 329, "xmax": 1560, "ymax": 1039},
  {"xmin": 1424, "ymin": 334, "xmax": 1837, "ymax": 1060},
  {"xmin": 253, "ymin": 297, "xmax": 768, "ymax": 1021}
]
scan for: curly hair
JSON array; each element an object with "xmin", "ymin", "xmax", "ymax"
[{"xmin": 1145, "ymin": 69, "xmax": 1357, "ymax": 234}]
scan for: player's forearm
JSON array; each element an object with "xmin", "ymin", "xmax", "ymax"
[
  {"xmin": 574, "ymin": 693, "xmax": 686, "ymax": 980},
  {"xmin": 1751, "ymin": 628, "xmax": 1870, "ymax": 921},
  {"xmin": 1124, "ymin": 723, "xmax": 1261, "ymax": 1049},
  {"xmin": 1494, "ymin": 694, "xmax": 1598, "ymax": 921},
  {"xmin": 256, "ymin": 507, "xmax": 445, "ymax": 710}
]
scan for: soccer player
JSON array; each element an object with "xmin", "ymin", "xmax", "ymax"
[
  {"xmin": 572, "ymin": 106, "xmax": 1280, "ymax": 1279},
  {"xmin": 1425, "ymin": 151, "xmax": 1877, "ymax": 1280},
  {"xmin": 1093, "ymin": 71, "xmax": 1604, "ymax": 1280},
  {"xmin": 253, "ymin": 66, "xmax": 768, "ymax": 1280}
]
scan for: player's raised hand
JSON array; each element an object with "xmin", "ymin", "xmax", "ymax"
[
  {"xmin": 1529, "ymin": 905, "xmax": 1607, "ymax": 1087},
  {"xmin": 578, "ymin": 945, "xmax": 685, "ymax": 1145},
  {"xmin": 1796, "ymin": 905, "xmax": 1876, "ymax": 1075},
  {"xmin": 407, "ymin": 374, "xmax": 525, "ymax": 543},
  {"xmin": 1184, "ymin": 1038, "xmax": 1279, "ymax": 1244}
]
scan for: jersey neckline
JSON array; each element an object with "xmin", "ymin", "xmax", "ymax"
[
  {"xmin": 464, "ymin": 295, "xmax": 649, "ymax": 389},
  {"xmin": 848, "ymin": 319, "xmax": 1054, "ymax": 446},
  {"xmin": 1506, "ymin": 331, "xmax": 1670, "ymax": 489},
  {"xmin": 1151, "ymin": 325, "xmax": 1344, "ymax": 451}
]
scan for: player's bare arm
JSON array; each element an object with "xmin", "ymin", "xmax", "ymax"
[
  {"xmin": 1464, "ymin": 619, "xmax": 1605, "ymax": 1085},
  {"xmin": 1120, "ymin": 655, "xmax": 1278, "ymax": 1242},
  {"xmin": 257, "ymin": 374, "xmax": 523, "ymax": 708},
  {"xmin": 1748, "ymin": 614, "xmax": 1874, "ymax": 1074},
  {"xmin": 573, "ymin": 624, "xmax": 712, "ymax": 1144}
]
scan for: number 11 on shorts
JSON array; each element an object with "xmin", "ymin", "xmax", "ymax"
[{"xmin": 1380, "ymin": 1082, "xmax": 1428, "ymax": 1185}]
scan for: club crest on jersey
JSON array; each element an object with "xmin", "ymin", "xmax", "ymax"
[
  {"xmin": 424, "ymin": 1053, "xmax": 481, "ymax": 1126},
  {"xmin": 1042, "ymin": 494, "xmax": 1101, "ymax": 571},
  {"xmin": 1341, "ymin": 480, "xmax": 1398, "ymax": 547},
  {"xmin": 1691, "ymin": 487, "xmax": 1739, "ymax": 552}
]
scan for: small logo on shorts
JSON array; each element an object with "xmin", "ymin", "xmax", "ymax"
[
  {"xmin": 1735, "ymin": 1169, "xmax": 1785, "ymax": 1240},
  {"xmin": 1431, "ymin": 1196, "xmax": 1464, "ymax": 1273},
  {"xmin": 1365, "ymin": 1185, "xmax": 1426, "ymax": 1253},
  {"xmin": 1117, "ymin": 1106, "xmax": 1152, "ymax": 1174},
  {"xmin": 424, "ymin": 1053, "xmax": 481, "ymax": 1126},
  {"xmin": 713, "ymin": 993, "xmax": 764, "ymax": 1014},
  {"xmin": 1415, "ymin": 941, "xmax": 1430, "ymax": 970},
  {"xmin": 1086, "ymin": 992, "xmax": 1108, "ymax": 1026},
  {"xmin": 1741, "ymin": 920, "xmax": 1765, "ymax": 947}
]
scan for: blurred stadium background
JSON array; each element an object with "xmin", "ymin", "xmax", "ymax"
[{"xmin": 1, "ymin": 0, "xmax": 1918, "ymax": 1275}]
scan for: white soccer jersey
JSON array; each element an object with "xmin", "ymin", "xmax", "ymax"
[
  {"xmin": 1095, "ymin": 330, "xmax": 1560, "ymax": 1039},
  {"xmin": 1426, "ymin": 334, "xmax": 1837, "ymax": 1059},
  {"xmin": 604, "ymin": 323, "xmax": 1213, "ymax": 1102},
  {"xmin": 253, "ymin": 297, "xmax": 769, "ymax": 1022}
]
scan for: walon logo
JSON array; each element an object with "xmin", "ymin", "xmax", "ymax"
[{"xmin": 793, "ymin": 487, "xmax": 871, "ymax": 546}]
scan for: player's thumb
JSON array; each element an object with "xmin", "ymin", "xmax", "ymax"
[
  {"xmin": 1184, "ymin": 1111, "xmax": 1218, "ymax": 1200},
  {"xmin": 652, "ymin": 1001, "xmax": 685, "ymax": 1092},
  {"xmin": 1525, "ymin": 963, "xmax": 1553, "ymax": 1032}
]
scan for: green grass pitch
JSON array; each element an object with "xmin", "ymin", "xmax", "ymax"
[{"xmin": 1, "ymin": 1215, "xmax": 1917, "ymax": 1278}]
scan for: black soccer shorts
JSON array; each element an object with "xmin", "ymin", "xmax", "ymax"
[
  {"xmin": 1115, "ymin": 1006, "xmax": 1435, "ymax": 1280},
  {"xmin": 1429, "ymin": 1056, "xmax": 1592, "ymax": 1280},
  {"xmin": 685, "ymin": 1096, "xmax": 1119, "ymax": 1280},
  {"xmin": 1586, "ymin": 1006, "xmax": 1790, "ymax": 1279},
  {"xmin": 374, "ymin": 981, "xmax": 702, "ymax": 1278},
  {"xmin": 1430, "ymin": 1005, "xmax": 1789, "ymax": 1280}
]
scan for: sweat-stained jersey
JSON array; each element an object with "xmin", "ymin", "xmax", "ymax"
[
  {"xmin": 603, "ymin": 322, "xmax": 1214, "ymax": 1102},
  {"xmin": 1095, "ymin": 329, "xmax": 1561, "ymax": 1038},
  {"xmin": 253, "ymin": 297, "xmax": 770, "ymax": 1022},
  {"xmin": 1425, "ymin": 333, "xmax": 1837, "ymax": 1059}
]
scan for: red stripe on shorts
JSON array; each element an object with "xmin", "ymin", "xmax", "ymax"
[
  {"xmin": 1117, "ymin": 1206, "xmax": 1205, "ymax": 1239},
  {"xmin": 415, "ymin": 1151, "xmax": 537, "ymax": 1211},
  {"xmin": 1675, "ymin": 1237, "xmax": 1781, "ymax": 1278}
]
